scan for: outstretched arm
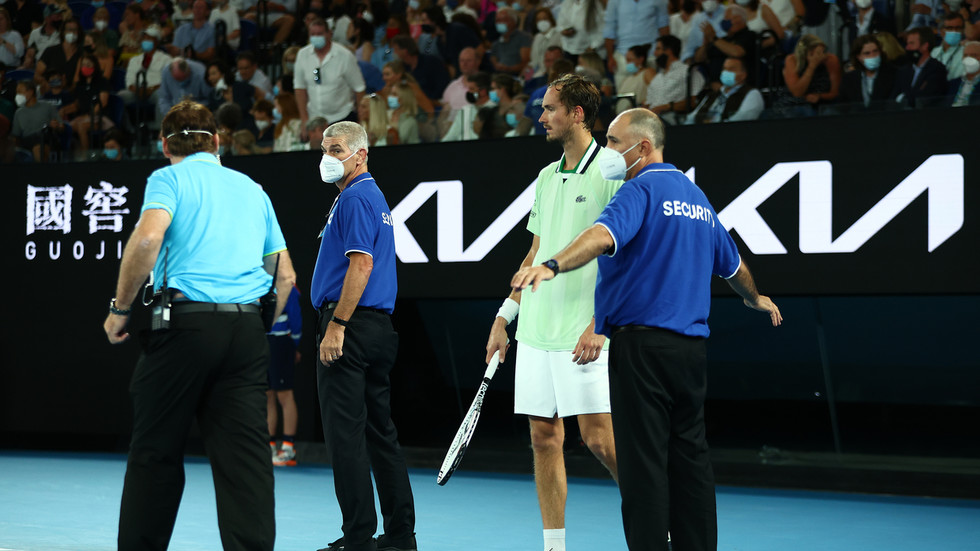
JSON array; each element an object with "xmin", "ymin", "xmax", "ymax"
[
  {"xmin": 725, "ymin": 260, "xmax": 782, "ymax": 327},
  {"xmin": 511, "ymin": 224, "xmax": 613, "ymax": 292}
]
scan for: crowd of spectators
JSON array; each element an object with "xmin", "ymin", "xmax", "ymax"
[{"xmin": 0, "ymin": 0, "xmax": 977, "ymax": 162}]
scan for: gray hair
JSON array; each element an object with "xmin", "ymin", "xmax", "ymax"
[
  {"xmin": 496, "ymin": 6, "xmax": 515, "ymax": 22},
  {"xmin": 324, "ymin": 120, "xmax": 369, "ymax": 154},
  {"xmin": 306, "ymin": 116, "xmax": 328, "ymax": 133},
  {"xmin": 621, "ymin": 108, "xmax": 666, "ymax": 151},
  {"xmin": 726, "ymin": 5, "xmax": 748, "ymax": 22}
]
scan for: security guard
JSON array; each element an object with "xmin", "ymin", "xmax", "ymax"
[
  {"xmin": 312, "ymin": 121, "xmax": 417, "ymax": 551},
  {"xmin": 511, "ymin": 108, "xmax": 782, "ymax": 551},
  {"xmin": 103, "ymin": 99, "xmax": 296, "ymax": 551}
]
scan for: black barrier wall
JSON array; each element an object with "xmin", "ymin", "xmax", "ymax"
[{"xmin": 3, "ymin": 107, "xmax": 979, "ymax": 450}]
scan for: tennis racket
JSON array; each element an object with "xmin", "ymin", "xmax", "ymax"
[{"xmin": 436, "ymin": 351, "xmax": 503, "ymax": 485}]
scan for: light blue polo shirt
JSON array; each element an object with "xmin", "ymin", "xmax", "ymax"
[
  {"xmin": 142, "ymin": 152, "xmax": 287, "ymax": 303},
  {"xmin": 311, "ymin": 172, "xmax": 397, "ymax": 313},
  {"xmin": 593, "ymin": 163, "xmax": 740, "ymax": 338}
]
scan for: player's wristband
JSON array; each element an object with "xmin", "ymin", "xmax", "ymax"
[
  {"xmin": 330, "ymin": 315, "xmax": 348, "ymax": 327},
  {"xmin": 496, "ymin": 297, "xmax": 519, "ymax": 325}
]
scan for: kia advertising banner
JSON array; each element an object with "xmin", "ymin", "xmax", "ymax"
[{"xmin": 2, "ymin": 106, "xmax": 978, "ymax": 438}]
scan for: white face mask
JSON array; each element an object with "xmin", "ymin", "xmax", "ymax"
[
  {"xmin": 963, "ymin": 56, "xmax": 980, "ymax": 75},
  {"xmin": 95, "ymin": 20, "xmax": 108, "ymax": 31},
  {"xmin": 255, "ymin": 119, "xmax": 271, "ymax": 131},
  {"xmin": 702, "ymin": 0, "xmax": 718, "ymax": 14},
  {"xmin": 15, "ymin": 93, "xmax": 27, "ymax": 107},
  {"xmin": 319, "ymin": 151, "xmax": 357, "ymax": 183},
  {"xmin": 536, "ymin": 20, "xmax": 552, "ymax": 33},
  {"xmin": 598, "ymin": 142, "xmax": 641, "ymax": 181},
  {"xmin": 855, "ymin": 0, "xmax": 872, "ymax": 8},
  {"xmin": 64, "ymin": 32, "xmax": 77, "ymax": 44}
]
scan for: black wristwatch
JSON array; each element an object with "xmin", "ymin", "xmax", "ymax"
[
  {"xmin": 542, "ymin": 259, "xmax": 559, "ymax": 275},
  {"xmin": 330, "ymin": 315, "xmax": 349, "ymax": 327},
  {"xmin": 109, "ymin": 298, "xmax": 132, "ymax": 316}
]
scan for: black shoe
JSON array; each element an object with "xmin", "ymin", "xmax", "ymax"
[
  {"xmin": 376, "ymin": 533, "xmax": 417, "ymax": 551},
  {"xmin": 317, "ymin": 537, "xmax": 378, "ymax": 551}
]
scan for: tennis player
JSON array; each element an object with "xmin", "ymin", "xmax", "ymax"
[{"xmin": 485, "ymin": 73, "xmax": 622, "ymax": 551}]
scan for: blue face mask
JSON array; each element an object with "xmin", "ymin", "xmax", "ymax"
[
  {"xmin": 273, "ymin": 107, "xmax": 282, "ymax": 122},
  {"xmin": 720, "ymin": 19, "xmax": 733, "ymax": 32},
  {"xmin": 408, "ymin": 0, "xmax": 420, "ymax": 9},
  {"xmin": 489, "ymin": 89, "xmax": 500, "ymax": 103},
  {"xmin": 495, "ymin": 22, "xmax": 508, "ymax": 34},
  {"xmin": 272, "ymin": 85, "xmax": 280, "ymax": 96},
  {"xmin": 505, "ymin": 112, "xmax": 518, "ymax": 127},
  {"xmin": 387, "ymin": 95, "xmax": 400, "ymax": 109},
  {"xmin": 104, "ymin": 148, "xmax": 119, "ymax": 159},
  {"xmin": 511, "ymin": 2, "xmax": 523, "ymax": 11},
  {"xmin": 156, "ymin": 140, "xmax": 164, "ymax": 153},
  {"xmin": 720, "ymin": 70, "xmax": 737, "ymax": 87},
  {"xmin": 862, "ymin": 55, "xmax": 881, "ymax": 71},
  {"xmin": 141, "ymin": 39, "xmax": 154, "ymax": 52},
  {"xmin": 625, "ymin": 62, "xmax": 639, "ymax": 75},
  {"xmin": 945, "ymin": 31, "xmax": 962, "ymax": 48},
  {"xmin": 92, "ymin": 0, "xmax": 104, "ymax": 7},
  {"xmin": 311, "ymin": 35, "xmax": 327, "ymax": 49}
]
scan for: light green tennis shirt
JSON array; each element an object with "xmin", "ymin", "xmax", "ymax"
[{"xmin": 515, "ymin": 139, "xmax": 624, "ymax": 351}]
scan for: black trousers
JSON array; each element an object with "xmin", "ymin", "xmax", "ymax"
[
  {"xmin": 608, "ymin": 327, "xmax": 717, "ymax": 551},
  {"xmin": 118, "ymin": 310, "xmax": 275, "ymax": 551},
  {"xmin": 316, "ymin": 307, "xmax": 415, "ymax": 550}
]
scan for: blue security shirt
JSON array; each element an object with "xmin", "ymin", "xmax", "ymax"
[
  {"xmin": 142, "ymin": 152, "xmax": 288, "ymax": 303},
  {"xmin": 311, "ymin": 172, "xmax": 397, "ymax": 313},
  {"xmin": 593, "ymin": 163, "xmax": 740, "ymax": 338},
  {"xmin": 269, "ymin": 286, "xmax": 303, "ymax": 344}
]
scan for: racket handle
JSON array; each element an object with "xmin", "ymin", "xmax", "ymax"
[{"xmin": 485, "ymin": 338, "xmax": 508, "ymax": 379}]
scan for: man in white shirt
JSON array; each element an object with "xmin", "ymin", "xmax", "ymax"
[
  {"xmin": 294, "ymin": 17, "xmax": 365, "ymax": 133},
  {"xmin": 932, "ymin": 12, "xmax": 966, "ymax": 79},
  {"xmin": 439, "ymin": 47, "xmax": 479, "ymax": 127},
  {"xmin": 236, "ymin": 51, "xmax": 272, "ymax": 97},
  {"xmin": 442, "ymin": 71, "xmax": 494, "ymax": 141},
  {"xmin": 119, "ymin": 25, "xmax": 173, "ymax": 129},
  {"xmin": 209, "ymin": 0, "xmax": 241, "ymax": 50},
  {"xmin": 645, "ymin": 35, "xmax": 704, "ymax": 124}
]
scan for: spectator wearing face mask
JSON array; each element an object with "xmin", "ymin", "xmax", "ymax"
[
  {"xmin": 0, "ymin": 7, "xmax": 25, "ymax": 69},
  {"xmin": 370, "ymin": 14, "xmax": 409, "ymax": 69},
  {"xmin": 685, "ymin": 56, "xmax": 765, "ymax": 123},
  {"xmin": 490, "ymin": 7, "xmax": 533, "ymax": 77},
  {"xmin": 380, "ymin": 59, "xmax": 436, "ymax": 117},
  {"xmin": 840, "ymin": 34, "xmax": 896, "ymax": 111},
  {"xmin": 71, "ymin": 53, "xmax": 115, "ymax": 154},
  {"xmin": 616, "ymin": 44, "xmax": 656, "ymax": 114},
  {"xmin": 645, "ymin": 35, "xmax": 705, "ymax": 124},
  {"xmin": 273, "ymin": 91, "xmax": 306, "ymax": 151},
  {"xmin": 947, "ymin": 39, "xmax": 980, "ymax": 104},
  {"xmin": 24, "ymin": 4, "xmax": 64, "ymax": 69},
  {"xmin": 892, "ymin": 27, "xmax": 949, "ymax": 108},
  {"xmin": 502, "ymin": 92, "xmax": 530, "ymax": 136},
  {"xmin": 695, "ymin": 5, "xmax": 757, "ymax": 85},
  {"xmin": 850, "ymin": 0, "xmax": 895, "ymax": 39},
  {"xmin": 251, "ymin": 98, "xmax": 275, "ymax": 150},
  {"xmin": 682, "ymin": 0, "xmax": 727, "ymax": 62},
  {"xmin": 933, "ymin": 12, "xmax": 967, "ymax": 79},
  {"xmin": 528, "ymin": 7, "xmax": 560, "ymax": 79},
  {"xmin": 35, "ymin": 18, "xmax": 82, "ymax": 92},
  {"xmin": 101, "ymin": 128, "xmax": 125, "ymax": 161},
  {"xmin": 91, "ymin": 8, "xmax": 120, "ymax": 54},
  {"xmin": 119, "ymin": 25, "xmax": 171, "ymax": 116},
  {"xmin": 11, "ymin": 79, "xmax": 65, "ymax": 161},
  {"xmin": 78, "ymin": 31, "xmax": 113, "ymax": 82},
  {"xmin": 40, "ymin": 69, "xmax": 75, "ymax": 120},
  {"xmin": 387, "ymin": 81, "xmax": 421, "ymax": 144},
  {"xmin": 442, "ymin": 70, "xmax": 493, "ymax": 141}
]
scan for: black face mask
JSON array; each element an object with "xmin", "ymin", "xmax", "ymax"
[
  {"xmin": 655, "ymin": 54, "xmax": 669, "ymax": 69},
  {"xmin": 421, "ymin": 23, "xmax": 435, "ymax": 34},
  {"xmin": 465, "ymin": 91, "xmax": 479, "ymax": 104},
  {"xmin": 682, "ymin": 0, "xmax": 696, "ymax": 13},
  {"xmin": 84, "ymin": 44, "xmax": 94, "ymax": 53},
  {"xmin": 907, "ymin": 49, "xmax": 922, "ymax": 63}
]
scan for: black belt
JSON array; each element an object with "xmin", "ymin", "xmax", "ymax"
[
  {"xmin": 171, "ymin": 302, "xmax": 261, "ymax": 315},
  {"xmin": 612, "ymin": 324, "xmax": 660, "ymax": 334},
  {"xmin": 321, "ymin": 301, "xmax": 390, "ymax": 316}
]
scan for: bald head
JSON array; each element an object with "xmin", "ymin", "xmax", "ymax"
[
  {"xmin": 615, "ymin": 108, "xmax": 666, "ymax": 151},
  {"xmin": 459, "ymin": 47, "xmax": 478, "ymax": 76}
]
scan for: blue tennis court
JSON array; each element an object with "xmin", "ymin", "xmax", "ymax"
[{"xmin": 1, "ymin": 451, "xmax": 977, "ymax": 550}]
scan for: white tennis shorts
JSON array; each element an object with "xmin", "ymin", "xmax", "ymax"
[{"xmin": 513, "ymin": 341, "xmax": 611, "ymax": 418}]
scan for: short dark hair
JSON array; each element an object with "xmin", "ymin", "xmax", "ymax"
[
  {"xmin": 907, "ymin": 26, "xmax": 935, "ymax": 48},
  {"xmin": 236, "ymin": 51, "xmax": 257, "ymax": 66},
  {"xmin": 725, "ymin": 56, "xmax": 746, "ymax": 74},
  {"xmin": 628, "ymin": 43, "xmax": 651, "ymax": 62},
  {"xmin": 491, "ymin": 73, "xmax": 521, "ymax": 98},
  {"xmin": 944, "ymin": 11, "xmax": 965, "ymax": 25},
  {"xmin": 253, "ymin": 98, "xmax": 274, "ymax": 117},
  {"xmin": 161, "ymin": 100, "xmax": 218, "ymax": 156},
  {"xmin": 391, "ymin": 35, "xmax": 419, "ymax": 56},
  {"xmin": 548, "ymin": 58, "xmax": 575, "ymax": 83},
  {"xmin": 548, "ymin": 73, "xmax": 600, "ymax": 131},
  {"xmin": 849, "ymin": 34, "xmax": 881, "ymax": 67},
  {"xmin": 466, "ymin": 71, "xmax": 491, "ymax": 92},
  {"xmin": 657, "ymin": 35, "xmax": 681, "ymax": 59}
]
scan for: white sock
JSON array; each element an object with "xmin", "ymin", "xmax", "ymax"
[{"xmin": 544, "ymin": 528, "xmax": 565, "ymax": 551}]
